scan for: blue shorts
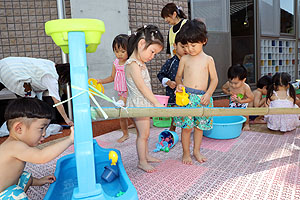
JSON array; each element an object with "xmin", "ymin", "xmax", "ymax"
[{"xmin": 0, "ymin": 171, "xmax": 31, "ymax": 200}]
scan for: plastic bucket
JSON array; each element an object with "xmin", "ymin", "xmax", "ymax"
[
  {"xmin": 154, "ymin": 95, "xmax": 169, "ymax": 107},
  {"xmin": 158, "ymin": 130, "xmax": 179, "ymax": 149},
  {"xmin": 203, "ymin": 116, "xmax": 246, "ymax": 139},
  {"xmin": 101, "ymin": 165, "xmax": 119, "ymax": 182}
]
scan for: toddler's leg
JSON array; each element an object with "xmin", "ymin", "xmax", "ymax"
[
  {"xmin": 193, "ymin": 128, "xmax": 207, "ymax": 163},
  {"xmin": 134, "ymin": 117, "xmax": 158, "ymax": 172},
  {"xmin": 118, "ymin": 118, "xmax": 129, "ymax": 143},
  {"xmin": 181, "ymin": 128, "xmax": 193, "ymax": 165},
  {"xmin": 242, "ymin": 116, "xmax": 250, "ymax": 131},
  {"xmin": 117, "ymin": 96, "xmax": 129, "ymax": 143}
]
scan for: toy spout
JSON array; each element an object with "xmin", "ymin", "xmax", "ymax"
[{"xmin": 109, "ymin": 151, "xmax": 118, "ymax": 166}]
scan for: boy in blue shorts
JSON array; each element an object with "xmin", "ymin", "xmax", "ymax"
[
  {"xmin": 0, "ymin": 98, "xmax": 74, "ymax": 199},
  {"xmin": 174, "ymin": 19, "xmax": 218, "ymax": 165}
]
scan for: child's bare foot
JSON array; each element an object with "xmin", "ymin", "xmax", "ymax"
[
  {"xmin": 182, "ymin": 153, "xmax": 193, "ymax": 165},
  {"xmin": 242, "ymin": 124, "xmax": 250, "ymax": 131},
  {"xmin": 193, "ymin": 152, "xmax": 207, "ymax": 163},
  {"xmin": 128, "ymin": 124, "xmax": 135, "ymax": 129},
  {"xmin": 146, "ymin": 155, "xmax": 161, "ymax": 163},
  {"xmin": 138, "ymin": 162, "xmax": 156, "ymax": 173},
  {"xmin": 117, "ymin": 135, "xmax": 129, "ymax": 143},
  {"xmin": 254, "ymin": 118, "xmax": 266, "ymax": 124}
]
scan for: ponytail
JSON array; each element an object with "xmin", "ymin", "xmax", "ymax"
[
  {"xmin": 161, "ymin": 3, "xmax": 187, "ymax": 19},
  {"xmin": 288, "ymin": 83, "xmax": 296, "ymax": 104},
  {"xmin": 127, "ymin": 25, "xmax": 164, "ymax": 58}
]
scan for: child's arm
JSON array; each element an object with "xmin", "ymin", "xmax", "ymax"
[
  {"xmin": 222, "ymin": 81, "xmax": 231, "ymax": 95},
  {"xmin": 32, "ymin": 175, "xmax": 56, "ymax": 186},
  {"xmin": 175, "ymin": 57, "xmax": 185, "ymax": 92},
  {"xmin": 201, "ymin": 57, "xmax": 218, "ymax": 105},
  {"xmin": 98, "ymin": 64, "xmax": 116, "ymax": 84},
  {"xmin": 130, "ymin": 63, "xmax": 162, "ymax": 107},
  {"xmin": 157, "ymin": 59, "xmax": 177, "ymax": 89},
  {"xmin": 14, "ymin": 127, "xmax": 74, "ymax": 164},
  {"xmin": 253, "ymin": 92, "xmax": 265, "ymax": 107},
  {"xmin": 239, "ymin": 85, "xmax": 254, "ymax": 104}
]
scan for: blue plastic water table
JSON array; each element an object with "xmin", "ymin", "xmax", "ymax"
[{"xmin": 44, "ymin": 19, "xmax": 138, "ymax": 200}]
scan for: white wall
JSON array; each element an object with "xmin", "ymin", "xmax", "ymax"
[{"xmin": 70, "ymin": 0, "xmax": 129, "ymax": 106}]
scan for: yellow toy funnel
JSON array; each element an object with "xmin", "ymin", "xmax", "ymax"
[
  {"xmin": 45, "ymin": 19, "xmax": 105, "ymax": 54},
  {"xmin": 176, "ymin": 87, "xmax": 189, "ymax": 106}
]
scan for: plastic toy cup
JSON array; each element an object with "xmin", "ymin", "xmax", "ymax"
[
  {"xmin": 154, "ymin": 95, "xmax": 169, "ymax": 107},
  {"xmin": 101, "ymin": 165, "xmax": 119, "ymax": 182},
  {"xmin": 176, "ymin": 87, "xmax": 189, "ymax": 106},
  {"xmin": 88, "ymin": 78, "xmax": 104, "ymax": 95}
]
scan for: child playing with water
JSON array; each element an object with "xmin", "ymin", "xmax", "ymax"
[
  {"xmin": 248, "ymin": 75, "xmax": 272, "ymax": 123},
  {"xmin": 157, "ymin": 32, "xmax": 188, "ymax": 132},
  {"xmin": 125, "ymin": 25, "xmax": 164, "ymax": 172},
  {"xmin": 97, "ymin": 34, "xmax": 131, "ymax": 143},
  {"xmin": 174, "ymin": 19, "xmax": 218, "ymax": 165},
  {"xmin": 222, "ymin": 64, "xmax": 254, "ymax": 131},
  {"xmin": 0, "ymin": 98, "xmax": 74, "ymax": 199},
  {"xmin": 265, "ymin": 72, "xmax": 300, "ymax": 132}
]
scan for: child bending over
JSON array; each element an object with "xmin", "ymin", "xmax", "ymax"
[
  {"xmin": 0, "ymin": 98, "xmax": 74, "ymax": 199},
  {"xmin": 125, "ymin": 25, "xmax": 164, "ymax": 172},
  {"xmin": 265, "ymin": 72, "xmax": 300, "ymax": 132},
  {"xmin": 157, "ymin": 32, "xmax": 188, "ymax": 132},
  {"xmin": 98, "ymin": 34, "xmax": 131, "ymax": 143},
  {"xmin": 174, "ymin": 19, "xmax": 218, "ymax": 165},
  {"xmin": 248, "ymin": 75, "xmax": 272, "ymax": 123},
  {"xmin": 222, "ymin": 64, "xmax": 254, "ymax": 131}
]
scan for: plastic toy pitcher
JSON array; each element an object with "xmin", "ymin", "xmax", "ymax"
[{"xmin": 176, "ymin": 87, "xmax": 189, "ymax": 106}]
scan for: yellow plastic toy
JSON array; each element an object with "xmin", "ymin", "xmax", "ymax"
[
  {"xmin": 88, "ymin": 78, "xmax": 104, "ymax": 95},
  {"xmin": 176, "ymin": 87, "xmax": 189, "ymax": 106},
  {"xmin": 109, "ymin": 151, "xmax": 118, "ymax": 166}
]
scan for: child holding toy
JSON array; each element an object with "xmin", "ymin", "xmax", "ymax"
[
  {"xmin": 265, "ymin": 72, "xmax": 300, "ymax": 132},
  {"xmin": 125, "ymin": 25, "xmax": 164, "ymax": 172},
  {"xmin": 97, "ymin": 34, "xmax": 131, "ymax": 143},
  {"xmin": 248, "ymin": 75, "xmax": 272, "ymax": 123},
  {"xmin": 157, "ymin": 32, "xmax": 188, "ymax": 132},
  {"xmin": 222, "ymin": 64, "xmax": 254, "ymax": 131},
  {"xmin": 174, "ymin": 19, "xmax": 218, "ymax": 165},
  {"xmin": 0, "ymin": 98, "xmax": 74, "ymax": 199}
]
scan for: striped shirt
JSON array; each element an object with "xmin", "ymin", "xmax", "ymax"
[{"xmin": 113, "ymin": 59, "xmax": 127, "ymax": 92}]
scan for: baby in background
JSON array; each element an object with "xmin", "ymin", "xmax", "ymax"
[
  {"xmin": 248, "ymin": 75, "xmax": 272, "ymax": 124},
  {"xmin": 174, "ymin": 19, "xmax": 218, "ymax": 165},
  {"xmin": 97, "ymin": 34, "xmax": 131, "ymax": 143},
  {"xmin": 265, "ymin": 72, "xmax": 300, "ymax": 132},
  {"xmin": 0, "ymin": 98, "xmax": 74, "ymax": 199},
  {"xmin": 222, "ymin": 64, "xmax": 254, "ymax": 131},
  {"xmin": 157, "ymin": 31, "xmax": 188, "ymax": 132}
]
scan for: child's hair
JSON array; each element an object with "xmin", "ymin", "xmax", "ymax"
[
  {"xmin": 5, "ymin": 98, "xmax": 53, "ymax": 130},
  {"xmin": 161, "ymin": 3, "xmax": 187, "ymax": 19},
  {"xmin": 55, "ymin": 63, "xmax": 70, "ymax": 85},
  {"xmin": 266, "ymin": 72, "xmax": 296, "ymax": 104},
  {"xmin": 127, "ymin": 25, "xmax": 164, "ymax": 58},
  {"xmin": 179, "ymin": 19, "xmax": 208, "ymax": 46},
  {"xmin": 112, "ymin": 34, "xmax": 129, "ymax": 51},
  {"xmin": 257, "ymin": 75, "xmax": 272, "ymax": 89},
  {"xmin": 227, "ymin": 64, "xmax": 247, "ymax": 80}
]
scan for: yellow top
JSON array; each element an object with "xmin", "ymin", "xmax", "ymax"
[
  {"xmin": 45, "ymin": 19, "xmax": 105, "ymax": 53},
  {"xmin": 168, "ymin": 19, "xmax": 187, "ymax": 57}
]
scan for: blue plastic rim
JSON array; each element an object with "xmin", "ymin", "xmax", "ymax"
[
  {"xmin": 203, "ymin": 116, "xmax": 246, "ymax": 139},
  {"xmin": 158, "ymin": 130, "xmax": 179, "ymax": 148}
]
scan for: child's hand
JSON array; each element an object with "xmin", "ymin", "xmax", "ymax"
[
  {"xmin": 176, "ymin": 84, "xmax": 184, "ymax": 92},
  {"xmin": 69, "ymin": 126, "xmax": 74, "ymax": 143},
  {"xmin": 154, "ymin": 103, "xmax": 163, "ymax": 107},
  {"xmin": 38, "ymin": 175, "xmax": 56, "ymax": 186},
  {"xmin": 97, "ymin": 79, "xmax": 103, "ymax": 84},
  {"xmin": 200, "ymin": 93, "xmax": 211, "ymax": 106},
  {"xmin": 167, "ymin": 80, "xmax": 176, "ymax": 89}
]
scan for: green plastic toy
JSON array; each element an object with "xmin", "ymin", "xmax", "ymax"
[{"xmin": 237, "ymin": 93, "xmax": 244, "ymax": 99}]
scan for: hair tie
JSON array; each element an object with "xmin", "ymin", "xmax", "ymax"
[
  {"xmin": 176, "ymin": 5, "xmax": 182, "ymax": 11},
  {"xmin": 143, "ymin": 25, "xmax": 147, "ymax": 29}
]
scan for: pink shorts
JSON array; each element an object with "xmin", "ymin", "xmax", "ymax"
[{"xmin": 118, "ymin": 91, "xmax": 127, "ymax": 98}]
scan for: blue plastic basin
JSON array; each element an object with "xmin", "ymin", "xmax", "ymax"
[{"xmin": 203, "ymin": 116, "xmax": 246, "ymax": 139}]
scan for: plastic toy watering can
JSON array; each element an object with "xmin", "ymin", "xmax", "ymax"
[{"xmin": 176, "ymin": 87, "xmax": 189, "ymax": 106}]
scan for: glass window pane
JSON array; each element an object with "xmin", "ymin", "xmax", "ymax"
[
  {"xmin": 191, "ymin": 0, "xmax": 229, "ymax": 32},
  {"xmin": 260, "ymin": 0, "xmax": 280, "ymax": 36},
  {"xmin": 280, "ymin": 0, "xmax": 294, "ymax": 34}
]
